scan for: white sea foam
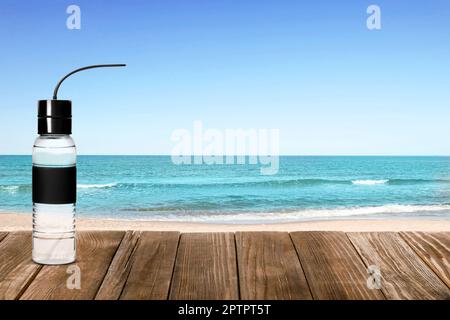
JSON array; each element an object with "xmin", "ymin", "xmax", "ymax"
[
  {"xmin": 127, "ymin": 204, "xmax": 450, "ymax": 223},
  {"xmin": 352, "ymin": 179, "xmax": 388, "ymax": 185},
  {"xmin": 77, "ymin": 183, "xmax": 117, "ymax": 189},
  {"xmin": 0, "ymin": 185, "xmax": 19, "ymax": 193}
]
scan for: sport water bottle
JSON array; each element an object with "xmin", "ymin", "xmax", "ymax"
[
  {"xmin": 32, "ymin": 100, "xmax": 76, "ymax": 264},
  {"xmin": 32, "ymin": 64, "xmax": 126, "ymax": 264}
]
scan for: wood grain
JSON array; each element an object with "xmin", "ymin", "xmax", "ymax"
[
  {"xmin": 1, "ymin": 231, "xmax": 448, "ymax": 300},
  {"xmin": 20, "ymin": 231, "xmax": 124, "ymax": 300},
  {"xmin": 169, "ymin": 233, "xmax": 238, "ymax": 300},
  {"xmin": 291, "ymin": 232, "xmax": 384, "ymax": 300},
  {"xmin": 0, "ymin": 232, "xmax": 42, "ymax": 300},
  {"xmin": 348, "ymin": 232, "xmax": 450, "ymax": 300},
  {"xmin": 95, "ymin": 231, "xmax": 141, "ymax": 300},
  {"xmin": 401, "ymin": 232, "xmax": 450, "ymax": 288},
  {"xmin": 236, "ymin": 232, "xmax": 312, "ymax": 300},
  {"xmin": 120, "ymin": 231, "xmax": 180, "ymax": 300}
]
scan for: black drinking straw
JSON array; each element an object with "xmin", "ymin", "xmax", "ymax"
[{"xmin": 53, "ymin": 64, "xmax": 126, "ymax": 99}]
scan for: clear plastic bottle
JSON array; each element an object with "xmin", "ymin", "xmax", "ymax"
[
  {"xmin": 32, "ymin": 134, "xmax": 76, "ymax": 264},
  {"xmin": 31, "ymin": 64, "xmax": 125, "ymax": 265},
  {"xmin": 32, "ymin": 100, "xmax": 76, "ymax": 265}
]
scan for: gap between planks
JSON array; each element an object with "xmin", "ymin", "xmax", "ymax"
[
  {"xmin": 290, "ymin": 231, "xmax": 385, "ymax": 300},
  {"xmin": 0, "ymin": 232, "xmax": 43, "ymax": 300},
  {"xmin": 169, "ymin": 233, "xmax": 239, "ymax": 300},
  {"xmin": 0, "ymin": 232, "xmax": 8, "ymax": 243},
  {"xmin": 400, "ymin": 232, "xmax": 450, "ymax": 289},
  {"xmin": 347, "ymin": 232, "xmax": 450, "ymax": 300},
  {"xmin": 95, "ymin": 231, "xmax": 180, "ymax": 300},
  {"xmin": 236, "ymin": 232, "xmax": 312, "ymax": 300},
  {"xmin": 20, "ymin": 231, "xmax": 125, "ymax": 300}
]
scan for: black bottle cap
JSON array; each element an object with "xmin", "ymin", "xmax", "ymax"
[{"xmin": 37, "ymin": 100, "xmax": 72, "ymax": 134}]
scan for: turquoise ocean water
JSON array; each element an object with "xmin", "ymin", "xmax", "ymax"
[{"xmin": 1, "ymin": 156, "xmax": 450, "ymax": 223}]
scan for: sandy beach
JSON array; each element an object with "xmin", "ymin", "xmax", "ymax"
[{"xmin": 1, "ymin": 212, "xmax": 449, "ymax": 232}]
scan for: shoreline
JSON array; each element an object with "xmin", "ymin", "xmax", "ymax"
[{"xmin": 1, "ymin": 212, "xmax": 449, "ymax": 232}]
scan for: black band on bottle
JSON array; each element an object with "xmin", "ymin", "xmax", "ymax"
[{"xmin": 32, "ymin": 166, "xmax": 77, "ymax": 204}]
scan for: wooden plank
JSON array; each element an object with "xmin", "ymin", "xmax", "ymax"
[
  {"xmin": 95, "ymin": 231, "xmax": 141, "ymax": 300},
  {"xmin": 291, "ymin": 232, "xmax": 384, "ymax": 300},
  {"xmin": 119, "ymin": 231, "xmax": 180, "ymax": 300},
  {"xmin": 236, "ymin": 232, "xmax": 312, "ymax": 300},
  {"xmin": 401, "ymin": 232, "xmax": 450, "ymax": 288},
  {"xmin": 348, "ymin": 232, "xmax": 450, "ymax": 300},
  {"xmin": 169, "ymin": 233, "xmax": 238, "ymax": 300},
  {"xmin": 20, "ymin": 231, "xmax": 124, "ymax": 300},
  {"xmin": 0, "ymin": 232, "xmax": 42, "ymax": 300}
]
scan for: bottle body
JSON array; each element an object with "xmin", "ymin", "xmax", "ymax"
[{"xmin": 32, "ymin": 134, "xmax": 76, "ymax": 264}]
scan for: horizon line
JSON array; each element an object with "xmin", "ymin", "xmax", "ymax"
[{"xmin": 2, "ymin": 154, "xmax": 450, "ymax": 157}]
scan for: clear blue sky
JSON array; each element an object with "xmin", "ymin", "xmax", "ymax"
[{"xmin": 0, "ymin": 0, "xmax": 449, "ymax": 155}]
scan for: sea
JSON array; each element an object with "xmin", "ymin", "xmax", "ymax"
[{"xmin": 1, "ymin": 155, "xmax": 450, "ymax": 223}]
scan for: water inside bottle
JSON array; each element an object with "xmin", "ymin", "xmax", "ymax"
[{"xmin": 32, "ymin": 203, "xmax": 76, "ymax": 264}]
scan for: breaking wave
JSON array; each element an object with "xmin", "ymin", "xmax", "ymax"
[{"xmin": 77, "ymin": 183, "xmax": 118, "ymax": 189}]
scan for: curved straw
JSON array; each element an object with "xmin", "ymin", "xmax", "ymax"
[{"xmin": 53, "ymin": 64, "xmax": 126, "ymax": 99}]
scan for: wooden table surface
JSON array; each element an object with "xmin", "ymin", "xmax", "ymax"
[{"xmin": 0, "ymin": 231, "xmax": 449, "ymax": 300}]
